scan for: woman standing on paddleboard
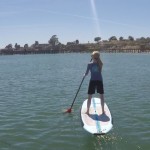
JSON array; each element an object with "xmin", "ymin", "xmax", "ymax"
[{"xmin": 84, "ymin": 51, "xmax": 104, "ymax": 114}]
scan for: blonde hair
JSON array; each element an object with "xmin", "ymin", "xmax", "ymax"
[{"xmin": 91, "ymin": 51, "xmax": 103, "ymax": 71}]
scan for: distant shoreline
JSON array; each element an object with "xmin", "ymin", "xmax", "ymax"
[{"xmin": 1, "ymin": 38, "xmax": 150, "ymax": 55}]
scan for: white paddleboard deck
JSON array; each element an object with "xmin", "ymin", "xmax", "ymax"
[{"xmin": 80, "ymin": 97, "xmax": 113, "ymax": 135}]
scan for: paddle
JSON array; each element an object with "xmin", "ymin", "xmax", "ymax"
[
  {"xmin": 65, "ymin": 75, "xmax": 86, "ymax": 113},
  {"xmin": 65, "ymin": 58, "xmax": 92, "ymax": 113}
]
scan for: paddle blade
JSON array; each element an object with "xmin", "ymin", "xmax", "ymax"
[{"xmin": 65, "ymin": 108, "xmax": 72, "ymax": 113}]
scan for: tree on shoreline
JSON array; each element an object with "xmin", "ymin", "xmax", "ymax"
[
  {"xmin": 119, "ymin": 37, "xmax": 124, "ymax": 41},
  {"xmin": 48, "ymin": 35, "xmax": 59, "ymax": 47},
  {"xmin": 75, "ymin": 39, "xmax": 79, "ymax": 44},
  {"xmin": 109, "ymin": 36, "xmax": 117, "ymax": 41},
  {"xmin": 94, "ymin": 37, "xmax": 101, "ymax": 43},
  {"xmin": 128, "ymin": 36, "xmax": 134, "ymax": 41},
  {"xmin": 5, "ymin": 44, "xmax": 13, "ymax": 49}
]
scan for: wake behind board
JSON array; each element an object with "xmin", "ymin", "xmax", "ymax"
[{"xmin": 80, "ymin": 97, "xmax": 113, "ymax": 135}]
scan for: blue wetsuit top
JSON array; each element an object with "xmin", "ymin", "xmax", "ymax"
[{"xmin": 85, "ymin": 62, "xmax": 103, "ymax": 81}]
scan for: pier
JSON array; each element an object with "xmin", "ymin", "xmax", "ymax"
[
  {"xmin": 0, "ymin": 48, "xmax": 150, "ymax": 55},
  {"xmin": 100, "ymin": 49, "xmax": 150, "ymax": 53}
]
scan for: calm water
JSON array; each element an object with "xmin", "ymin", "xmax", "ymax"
[{"xmin": 0, "ymin": 53, "xmax": 150, "ymax": 150}]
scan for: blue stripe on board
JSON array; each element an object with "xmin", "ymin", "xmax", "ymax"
[{"xmin": 92, "ymin": 98, "xmax": 101, "ymax": 133}]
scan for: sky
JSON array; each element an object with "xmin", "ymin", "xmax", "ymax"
[{"xmin": 0, "ymin": 0, "xmax": 150, "ymax": 48}]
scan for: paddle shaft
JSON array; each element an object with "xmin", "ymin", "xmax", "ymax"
[
  {"xmin": 67, "ymin": 58, "xmax": 92, "ymax": 112},
  {"xmin": 70, "ymin": 58, "xmax": 92, "ymax": 109},
  {"xmin": 69, "ymin": 75, "xmax": 85, "ymax": 109}
]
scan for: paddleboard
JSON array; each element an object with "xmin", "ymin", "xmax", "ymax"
[{"xmin": 80, "ymin": 97, "xmax": 113, "ymax": 135}]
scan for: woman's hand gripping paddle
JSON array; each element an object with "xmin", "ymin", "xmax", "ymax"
[{"xmin": 65, "ymin": 75, "xmax": 85, "ymax": 113}]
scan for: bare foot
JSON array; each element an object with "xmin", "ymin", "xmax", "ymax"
[
  {"xmin": 85, "ymin": 111, "xmax": 89, "ymax": 115},
  {"xmin": 102, "ymin": 111, "xmax": 105, "ymax": 114}
]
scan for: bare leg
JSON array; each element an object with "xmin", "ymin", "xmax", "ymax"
[
  {"xmin": 100, "ymin": 94, "xmax": 105, "ymax": 114},
  {"xmin": 86, "ymin": 95, "xmax": 92, "ymax": 114}
]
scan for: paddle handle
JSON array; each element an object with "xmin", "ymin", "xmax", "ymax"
[{"xmin": 70, "ymin": 75, "xmax": 85, "ymax": 109}]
